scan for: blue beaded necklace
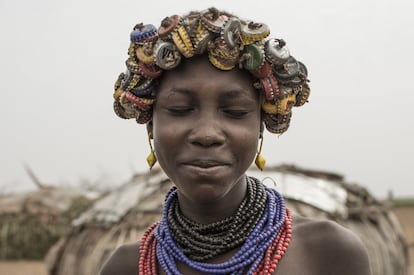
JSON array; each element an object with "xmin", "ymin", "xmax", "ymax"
[{"xmin": 154, "ymin": 177, "xmax": 286, "ymax": 275}]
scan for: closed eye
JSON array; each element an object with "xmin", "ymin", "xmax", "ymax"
[
  {"xmin": 223, "ymin": 109, "xmax": 250, "ymax": 118},
  {"xmin": 166, "ymin": 107, "xmax": 194, "ymax": 115}
]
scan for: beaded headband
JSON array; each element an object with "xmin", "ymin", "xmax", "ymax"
[{"xmin": 113, "ymin": 7, "xmax": 310, "ymax": 134}]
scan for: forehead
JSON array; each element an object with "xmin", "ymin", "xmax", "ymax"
[{"xmin": 157, "ymin": 55, "xmax": 257, "ymax": 99}]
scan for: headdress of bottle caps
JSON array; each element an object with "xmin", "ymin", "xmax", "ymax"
[{"xmin": 113, "ymin": 7, "xmax": 310, "ymax": 134}]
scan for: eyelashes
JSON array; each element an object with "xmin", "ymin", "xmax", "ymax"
[
  {"xmin": 165, "ymin": 107, "xmax": 194, "ymax": 115},
  {"xmin": 223, "ymin": 109, "xmax": 250, "ymax": 118},
  {"xmin": 165, "ymin": 107, "xmax": 251, "ymax": 118}
]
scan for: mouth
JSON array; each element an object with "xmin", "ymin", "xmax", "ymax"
[
  {"xmin": 183, "ymin": 160, "xmax": 229, "ymax": 168},
  {"xmin": 180, "ymin": 159, "xmax": 231, "ymax": 177}
]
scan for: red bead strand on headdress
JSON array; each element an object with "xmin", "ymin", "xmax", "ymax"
[{"xmin": 253, "ymin": 208, "xmax": 292, "ymax": 275}]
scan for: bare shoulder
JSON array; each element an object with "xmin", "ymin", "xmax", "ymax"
[
  {"xmin": 290, "ymin": 215, "xmax": 371, "ymax": 275},
  {"xmin": 99, "ymin": 242, "xmax": 139, "ymax": 275}
]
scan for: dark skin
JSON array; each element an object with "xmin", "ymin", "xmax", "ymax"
[{"xmin": 101, "ymin": 56, "xmax": 371, "ymax": 275}]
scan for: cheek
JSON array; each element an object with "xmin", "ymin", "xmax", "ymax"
[
  {"xmin": 153, "ymin": 127, "xmax": 173, "ymax": 157},
  {"xmin": 153, "ymin": 135, "xmax": 175, "ymax": 176},
  {"xmin": 152, "ymin": 118, "xmax": 183, "ymax": 173},
  {"xmin": 233, "ymin": 129, "xmax": 260, "ymax": 163}
]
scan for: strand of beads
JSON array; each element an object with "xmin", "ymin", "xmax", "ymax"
[
  {"xmin": 138, "ymin": 223, "xmax": 158, "ymax": 274},
  {"xmin": 253, "ymin": 208, "xmax": 292, "ymax": 274},
  {"xmin": 167, "ymin": 177, "xmax": 266, "ymax": 261},
  {"xmin": 138, "ymin": 209, "xmax": 292, "ymax": 275},
  {"xmin": 152, "ymin": 177, "xmax": 286, "ymax": 275},
  {"xmin": 139, "ymin": 189, "xmax": 292, "ymax": 274},
  {"xmin": 243, "ymin": 188, "xmax": 286, "ymax": 274}
]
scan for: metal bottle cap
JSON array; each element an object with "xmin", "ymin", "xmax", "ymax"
[
  {"xmin": 201, "ymin": 8, "xmax": 229, "ymax": 33},
  {"xmin": 222, "ymin": 17, "xmax": 241, "ymax": 49},
  {"xmin": 265, "ymin": 39, "xmax": 290, "ymax": 65},
  {"xmin": 130, "ymin": 24, "xmax": 157, "ymax": 43},
  {"xmin": 274, "ymin": 56, "xmax": 299, "ymax": 79},
  {"xmin": 242, "ymin": 44, "xmax": 264, "ymax": 71},
  {"xmin": 158, "ymin": 15, "xmax": 181, "ymax": 38},
  {"xmin": 155, "ymin": 41, "xmax": 182, "ymax": 70}
]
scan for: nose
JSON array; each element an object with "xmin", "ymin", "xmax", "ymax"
[{"xmin": 187, "ymin": 117, "xmax": 226, "ymax": 147}]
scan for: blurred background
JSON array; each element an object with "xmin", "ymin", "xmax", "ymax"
[
  {"xmin": 0, "ymin": 0, "xmax": 413, "ymax": 274},
  {"xmin": 1, "ymin": 0, "xmax": 413, "ymax": 198}
]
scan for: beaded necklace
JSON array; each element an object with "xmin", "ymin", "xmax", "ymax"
[
  {"xmin": 139, "ymin": 177, "xmax": 292, "ymax": 275},
  {"xmin": 168, "ymin": 177, "xmax": 267, "ymax": 261}
]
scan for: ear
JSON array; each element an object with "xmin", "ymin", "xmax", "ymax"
[{"xmin": 146, "ymin": 120, "xmax": 154, "ymax": 139}]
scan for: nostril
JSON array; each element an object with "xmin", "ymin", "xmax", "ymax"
[
  {"xmin": 190, "ymin": 135, "xmax": 223, "ymax": 147},
  {"xmin": 193, "ymin": 136, "xmax": 213, "ymax": 147},
  {"xmin": 188, "ymin": 123, "xmax": 226, "ymax": 147}
]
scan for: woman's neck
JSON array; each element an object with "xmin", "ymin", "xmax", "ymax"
[{"xmin": 176, "ymin": 177, "xmax": 248, "ymax": 224}]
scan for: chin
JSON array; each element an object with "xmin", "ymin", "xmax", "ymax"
[{"xmin": 178, "ymin": 181, "xmax": 226, "ymax": 200}]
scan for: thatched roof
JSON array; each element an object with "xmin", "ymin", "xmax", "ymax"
[{"xmin": 0, "ymin": 181, "xmax": 98, "ymax": 260}]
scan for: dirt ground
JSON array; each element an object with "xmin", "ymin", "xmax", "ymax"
[
  {"xmin": 393, "ymin": 206, "xmax": 414, "ymax": 275},
  {"xmin": 0, "ymin": 207, "xmax": 413, "ymax": 275},
  {"xmin": 0, "ymin": 261, "xmax": 47, "ymax": 275}
]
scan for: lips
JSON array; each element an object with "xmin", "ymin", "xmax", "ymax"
[
  {"xmin": 183, "ymin": 159, "xmax": 229, "ymax": 168},
  {"xmin": 180, "ymin": 159, "xmax": 230, "ymax": 178}
]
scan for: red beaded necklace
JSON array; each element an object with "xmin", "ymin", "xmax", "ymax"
[
  {"xmin": 139, "ymin": 209, "xmax": 292, "ymax": 275},
  {"xmin": 253, "ymin": 209, "xmax": 292, "ymax": 274}
]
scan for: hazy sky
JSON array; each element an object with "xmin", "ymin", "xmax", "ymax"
[{"xmin": 1, "ymin": 0, "xmax": 413, "ymax": 198}]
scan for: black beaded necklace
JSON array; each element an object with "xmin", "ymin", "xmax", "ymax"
[{"xmin": 167, "ymin": 176, "xmax": 267, "ymax": 261}]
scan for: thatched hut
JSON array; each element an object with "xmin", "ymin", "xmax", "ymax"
[
  {"xmin": 46, "ymin": 165, "xmax": 409, "ymax": 275},
  {"xmin": 0, "ymin": 185, "xmax": 95, "ymax": 260}
]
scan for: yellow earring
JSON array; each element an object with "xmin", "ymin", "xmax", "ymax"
[
  {"xmin": 146, "ymin": 133, "xmax": 157, "ymax": 169},
  {"xmin": 255, "ymin": 133, "xmax": 266, "ymax": 171}
]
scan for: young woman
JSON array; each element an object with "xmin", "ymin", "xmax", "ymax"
[{"xmin": 101, "ymin": 8, "xmax": 371, "ymax": 275}]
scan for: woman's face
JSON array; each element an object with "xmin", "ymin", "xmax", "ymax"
[{"xmin": 152, "ymin": 55, "xmax": 261, "ymax": 204}]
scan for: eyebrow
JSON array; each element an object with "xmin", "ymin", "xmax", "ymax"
[
  {"xmin": 220, "ymin": 89, "xmax": 253, "ymax": 99},
  {"xmin": 164, "ymin": 87, "xmax": 256, "ymax": 100},
  {"xmin": 166, "ymin": 87, "xmax": 192, "ymax": 96}
]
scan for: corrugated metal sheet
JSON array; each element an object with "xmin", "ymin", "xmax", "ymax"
[{"xmin": 249, "ymin": 169, "xmax": 347, "ymax": 217}]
